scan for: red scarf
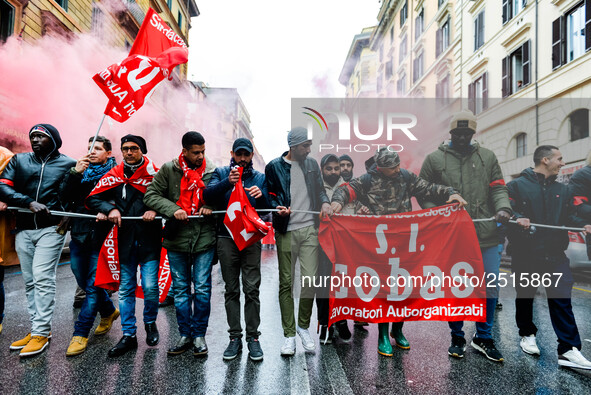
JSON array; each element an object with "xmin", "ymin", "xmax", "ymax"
[
  {"xmin": 177, "ymin": 153, "xmax": 206, "ymax": 215},
  {"xmin": 88, "ymin": 156, "xmax": 158, "ymax": 197}
]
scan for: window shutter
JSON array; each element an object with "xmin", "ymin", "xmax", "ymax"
[
  {"xmin": 468, "ymin": 82, "xmax": 475, "ymax": 113},
  {"xmin": 522, "ymin": 40, "xmax": 530, "ymax": 86},
  {"xmin": 482, "ymin": 72, "xmax": 488, "ymax": 110},
  {"xmin": 586, "ymin": 0, "xmax": 591, "ymax": 51},
  {"xmin": 436, "ymin": 27, "xmax": 442, "ymax": 57},
  {"xmin": 552, "ymin": 17, "xmax": 561, "ymax": 68},
  {"xmin": 502, "ymin": 0, "xmax": 510, "ymax": 24},
  {"xmin": 502, "ymin": 56, "xmax": 509, "ymax": 97}
]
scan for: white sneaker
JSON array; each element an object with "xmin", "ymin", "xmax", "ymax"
[
  {"xmin": 520, "ymin": 335, "xmax": 540, "ymax": 355},
  {"xmin": 559, "ymin": 347, "xmax": 591, "ymax": 369},
  {"xmin": 296, "ymin": 326, "xmax": 315, "ymax": 352},
  {"xmin": 280, "ymin": 337, "xmax": 296, "ymax": 356}
]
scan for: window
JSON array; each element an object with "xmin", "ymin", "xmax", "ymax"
[
  {"xmin": 436, "ymin": 18, "xmax": 450, "ymax": 57},
  {"xmin": 438, "ymin": 0, "xmax": 446, "ymax": 9},
  {"xmin": 503, "ymin": 0, "xmax": 527, "ymax": 24},
  {"xmin": 399, "ymin": 35, "xmax": 407, "ymax": 64},
  {"xmin": 570, "ymin": 109, "xmax": 589, "ymax": 141},
  {"xmin": 468, "ymin": 72, "xmax": 488, "ymax": 114},
  {"xmin": 390, "ymin": 25, "xmax": 394, "ymax": 44},
  {"xmin": 167, "ymin": 0, "xmax": 172, "ymax": 10},
  {"xmin": 397, "ymin": 72, "xmax": 406, "ymax": 96},
  {"xmin": 400, "ymin": 1, "xmax": 407, "ymax": 27},
  {"xmin": 415, "ymin": 10, "xmax": 424, "ymax": 40},
  {"xmin": 54, "ymin": 0, "xmax": 67, "ymax": 11},
  {"xmin": 474, "ymin": 10, "xmax": 485, "ymax": 51},
  {"xmin": 385, "ymin": 61, "xmax": 393, "ymax": 79},
  {"xmin": 553, "ymin": 3, "xmax": 591, "ymax": 69},
  {"xmin": 436, "ymin": 74, "xmax": 450, "ymax": 104},
  {"xmin": 502, "ymin": 40, "xmax": 530, "ymax": 97},
  {"xmin": 0, "ymin": 0, "xmax": 15, "ymax": 43},
  {"xmin": 91, "ymin": 5, "xmax": 105, "ymax": 40},
  {"xmin": 516, "ymin": 133, "xmax": 527, "ymax": 158},
  {"xmin": 377, "ymin": 73, "xmax": 383, "ymax": 94},
  {"xmin": 379, "ymin": 44, "xmax": 383, "ymax": 63},
  {"xmin": 413, "ymin": 52, "xmax": 424, "ymax": 83},
  {"xmin": 178, "ymin": 10, "xmax": 182, "ymax": 29}
]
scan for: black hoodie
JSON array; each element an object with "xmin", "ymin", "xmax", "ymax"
[
  {"xmin": 507, "ymin": 167, "xmax": 587, "ymax": 257},
  {"xmin": 0, "ymin": 124, "xmax": 76, "ymax": 230}
]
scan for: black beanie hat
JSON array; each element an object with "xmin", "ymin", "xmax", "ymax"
[
  {"xmin": 339, "ymin": 154, "xmax": 354, "ymax": 166},
  {"xmin": 121, "ymin": 134, "xmax": 147, "ymax": 154},
  {"xmin": 29, "ymin": 123, "xmax": 62, "ymax": 150}
]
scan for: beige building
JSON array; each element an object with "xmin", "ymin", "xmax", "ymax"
[{"xmin": 339, "ymin": 26, "xmax": 377, "ymax": 98}]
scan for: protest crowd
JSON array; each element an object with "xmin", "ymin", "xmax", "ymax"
[{"xmin": 3, "ymin": 109, "xmax": 591, "ymax": 374}]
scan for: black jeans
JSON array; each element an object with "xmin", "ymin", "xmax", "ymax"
[
  {"xmin": 512, "ymin": 253, "xmax": 581, "ymax": 354},
  {"xmin": 217, "ymin": 238, "xmax": 262, "ymax": 340}
]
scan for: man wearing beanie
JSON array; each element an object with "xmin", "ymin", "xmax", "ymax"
[
  {"xmin": 87, "ymin": 134, "xmax": 162, "ymax": 357},
  {"xmin": 202, "ymin": 137, "xmax": 268, "ymax": 361},
  {"xmin": 144, "ymin": 131, "xmax": 217, "ymax": 357},
  {"xmin": 0, "ymin": 124, "xmax": 75, "ymax": 357},
  {"xmin": 331, "ymin": 147, "xmax": 466, "ymax": 357},
  {"xmin": 339, "ymin": 154, "xmax": 355, "ymax": 182},
  {"xmin": 265, "ymin": 127, "xmax": 332, "ymax": 356},
  {"xmin": 420, "ymin": 110, "xmax": 511, "ymax": 362}
]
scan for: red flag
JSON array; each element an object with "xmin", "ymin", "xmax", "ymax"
[
  {"xmin": 95, "ymin": 225, "xmax": 173, "ymax": 303},
  {"xmin": 223, "ymin": 167, "xmax": 269, "ymax": 251},
  {"xmin": 318, "ymin": 205, "xmax": 486, "ymax": 327},
  {"xmin": 93, "ymin": 8, "xmax": 189, "ymax": 122}
]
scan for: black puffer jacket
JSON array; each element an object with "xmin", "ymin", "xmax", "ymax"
[
  {"xmin": 86, "ymin": 164, "xmax": 162, "ymax": 264},
  {"xmin": 507, "ymin": 167, "xmax": 587, "ymax": 257},
  {"xmin": 568, "ymin": 165, "xmax": 591, "ymax": 221},
  {"xmin": 265, "ymin": 152, "xmax": 329, "ymax": 234},
  {"xmin": 0, "ymin": 124, "xmax": 75, "ymax": 230}
]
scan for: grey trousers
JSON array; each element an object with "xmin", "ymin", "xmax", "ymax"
[{"xmin": 15, "ymin": 226, "xmax": 66, "ymax": 337}]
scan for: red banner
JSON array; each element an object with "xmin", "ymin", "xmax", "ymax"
[
  {"xmin": 93, "ymin": 8, "xmax": 189, "ymax": 122},
  {"xmin": 95, "ymin": 225, "xmax": 172, "ymax": 303},
  {"xmin": 223, "ymin": 167, "xmax": 269, "ymax": 251},
  {"xmin": 318, "ymin": 205, "xmax": 486, "ymax": 327}
]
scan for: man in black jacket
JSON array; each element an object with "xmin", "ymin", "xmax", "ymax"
[
  {"xmin": 0, "ymin": 124, "xmax": 75, "ymax": 357},
  {"xmin": 508, "ymin": 145, "xmax": 591, "ymax": 370},
  {"xmin": 204, "ymin": 137, "xmax": 268, "ymax": 361},
  {"xmin": 86, "ymin": 135, "xmax": 162, "ymax": 357},
  {"xmin": 568, "ymin": 156, "xmax": 591, "ymax": 259},
  {"xmin": 60, "ymin": 136, "xmax": 119, "ymax": 357},
  {"xmin": 265, "ymin": 127, "xmax": 331, "ymax": 356}
]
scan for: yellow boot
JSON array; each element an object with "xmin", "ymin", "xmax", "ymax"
[
  {"xmin": 95, "ymin": 308, "xmax": 120, "ymax": 336},
  {"xmin": 20, "ymin": 336, "xmax": 50, "ymax": 357},
  {"xmin": 66, "ymin": 336, "xmax": 88, "ymax": 356}
]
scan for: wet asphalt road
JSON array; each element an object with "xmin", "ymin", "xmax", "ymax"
[{"xmin": 2, "ymin": 250, "xmax": 591, "ymax": 394}]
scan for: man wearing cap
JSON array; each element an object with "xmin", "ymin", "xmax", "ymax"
[
  {"xmin": 419, "ymin": 110, "xmax": 511, "ymax": 362},
  {"xmin": 317, "ymin": 154, "xmax": 352, "ymax": 343},
  {"xmin": 265, "ymin": 127, "xmax": 331, "ymax": 356},
  {"xmin": 339, "ymin": 155, "xmax": 355, "ymax": 182},
  {"xmin": 331, "ymin": 147, "xmax": 466, "ymax": 357},
  {"xmin": 144, "ymin": 131, "xmax": 217, "ymax": 357},
  {"xmin": 202, "ymin": 137, "xmax": 268, "ymax": 361},
  {"xmin": 87, "ymin": 134, "xmax": 162, "ymax": 357},
  {"xmin": 0, "ymin": 124, "xmax": 75, "ymax": 357}
]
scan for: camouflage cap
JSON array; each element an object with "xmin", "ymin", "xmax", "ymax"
[{"xmin": 374, "ymin": 147, "xmax": 400, "ymax": 169}]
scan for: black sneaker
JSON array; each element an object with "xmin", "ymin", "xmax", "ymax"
[
  {"xmin": 335, "ymin": 321, "xmax": 351, "ymax": 341},
  {"xmin": 223, "ymin": 338, "xmax": 242, "ymax": 360},
  {"xmin": 247, "ymin": 338, "xmax": 264, "ymax": 361},
  {"xmin": 319, "ymin": 325, "xmax": 333, "ymax": 345},
  {"xmin": 448, "ymin": 335, "xmax": 466, "ymax": 358},
  {"xmin": 471, "ymin": 337, "xmax": 504, "ymax": 362}
]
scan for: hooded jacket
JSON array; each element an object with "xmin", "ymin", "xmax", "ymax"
[
  {"xmin": 143, "ymin": 156, "xmax": 217, "ymax": 253},
  {"xmin": 0, "ymin": 124, "xmax": 76, "ymax": 231},
  {"xmin": 332, "ymin": 156, "xmax": 456, "ymax": 215},
  {"xmin": 507, "ymin": 167, "xmax": 587, "ymax": 257},
  {"xmin": 265, "ymin": 152, "xmax": 329, "ymax": 234},
  {"xmin": 419, "ymin": 140, "xmax": 511, "ymax": 249}
]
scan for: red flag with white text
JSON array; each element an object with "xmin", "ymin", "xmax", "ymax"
[
  {"xmin": 223, "ymin": 167, "xmax": 269, "ymax": 251},
  {"xmin": 318, "ymin": 205, "xmax": 486, "ymax": 327},
  {"xmin": 92, "ymin": 8, "xmax": 188, "ymax": 122}
]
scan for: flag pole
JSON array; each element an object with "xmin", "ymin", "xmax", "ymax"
[{"xmin": 88, "ymin": 113, "xmax": 107, "ymax": 154}]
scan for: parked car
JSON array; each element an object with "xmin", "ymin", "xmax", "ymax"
[{"xmin": 566, "ymin": 231, "xmax": 591, "ymax": 270}]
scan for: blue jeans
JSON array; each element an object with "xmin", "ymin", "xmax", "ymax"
[
  {"xmin": 0, "ymin": 265, "xmax": 4, "ymax": 324},
  {"xmin": 118, "ymin": 245, "xmax": 159, "ymax": 336},
  {"xmin": 449, "ymin": 245, "xmax": 499, "ymax": 339},
  {"xmin": 69, "ymin": 239, "xmax": 116, "ymax": 337},
  {"xmin": 168, "ymin": 248, "xmax": 214, "ymax": 338}
]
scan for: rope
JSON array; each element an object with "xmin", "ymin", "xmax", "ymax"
[{"xmin": 5, "ymin": 207, "xmax": 587, "ymax": 232}]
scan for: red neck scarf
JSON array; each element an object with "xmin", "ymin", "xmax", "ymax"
[
  {"xmin": 177, "ymin": 153, "xmax": 206, "ymax": 215},
  {"xmin": 89, "ymin": 156, "xmax": 158, "ymax": 197}
]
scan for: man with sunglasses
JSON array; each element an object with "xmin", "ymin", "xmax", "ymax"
[{"xmin": 419, "ymin": 110, "xmax": 512, "ymax": 362}]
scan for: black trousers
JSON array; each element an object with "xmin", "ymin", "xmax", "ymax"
[
  {"xmin": 512, "ymin": 253, "xmax": 581, "ymax": 354},
  {"xmin": 217, "ymin": 238, "xmax": 262, "ymax": 340}
]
